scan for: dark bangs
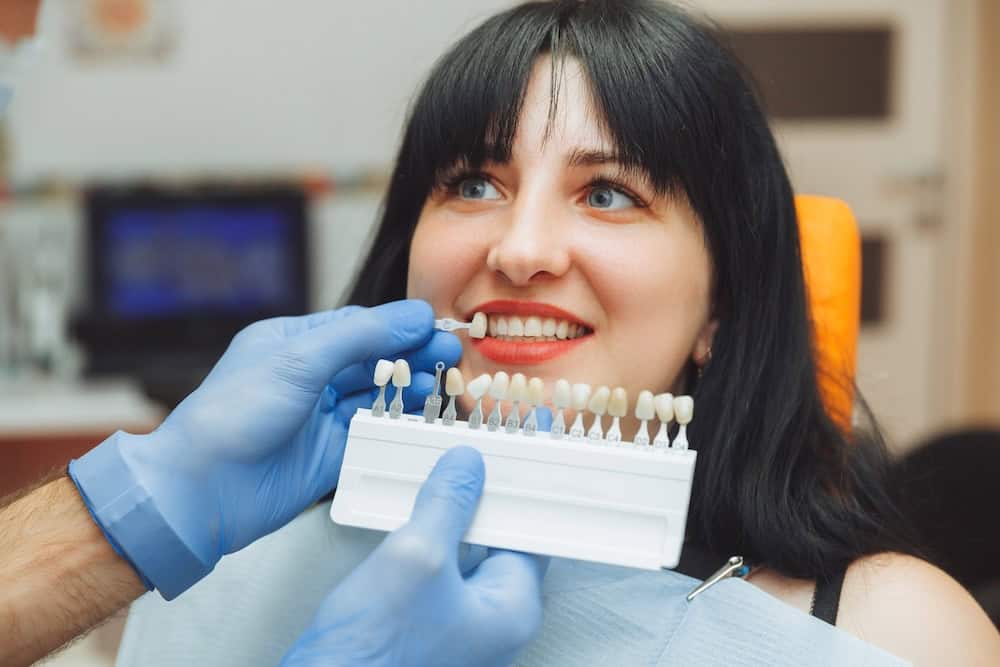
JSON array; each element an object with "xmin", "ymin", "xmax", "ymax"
[
  {"xmin": 405, "ymin": 0, "xmax": 713, "ymax": 198},
  {"xmin": 350, "ymin": 0, "xmax": 749, "ymax": 306}
]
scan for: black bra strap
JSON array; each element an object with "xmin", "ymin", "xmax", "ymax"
[{"xmin": 810, "ymin": 568, "xmax": 847, "ymax": 626}]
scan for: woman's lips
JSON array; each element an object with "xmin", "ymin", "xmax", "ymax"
[{"xmin": 470, "ymin": 335, "xmax": 589, "ymax": 365}]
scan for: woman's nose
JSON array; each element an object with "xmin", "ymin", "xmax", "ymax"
[{"xmin": 485, "ymin": 198, "xmax": 571, "ymax": 286}]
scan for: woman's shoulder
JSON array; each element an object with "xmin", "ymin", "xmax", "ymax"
[
  {"xmin": 749, "ymin": 553, "xmax": 999, "ymax": 664},
  {"xmin": 837, "ymin": 552, "xmax": 1000, "ymax": 665}
]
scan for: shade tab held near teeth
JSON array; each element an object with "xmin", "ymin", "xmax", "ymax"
[{"xmin": 470, "ymin": 312, "xmax": 488, "ymax": 338}]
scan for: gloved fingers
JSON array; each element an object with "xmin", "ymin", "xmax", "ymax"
[
  {"xmin": 405, "ymin": 447, "xmax": 485, "ymax": 549},
  {"xmin": 327, "ymin": 331, "xmax": 461, "ymax": 396},
  {"xmin": 270, "ymin": 300, "xmax": 436, "ymax": 394},
  {"xmin": 481, "ymin": 549, "xmax": 551, "ymax": 579},
  {"xmin": 332, "ymin": 371, "xmax": 439, "ymax": 421},
  {"xmin": 274, "ymin": 305, "xmax": 367, "ymax": 338},
  {"xmin": 465, "ymin": 550, "xmax": 549, "ymax": 647}
]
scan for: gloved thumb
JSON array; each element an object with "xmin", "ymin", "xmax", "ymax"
[
  {"xmin": 407, "ymin": 447, "xmax": 485, "ymax": 547},
  {"xmin": 275, "ymin": 300, "xmax": 435, "ymax": 392}
]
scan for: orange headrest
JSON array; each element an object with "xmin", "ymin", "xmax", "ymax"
[{"xmin": 795, "ymin": 195, "xmax": 860, "ymax": 430}]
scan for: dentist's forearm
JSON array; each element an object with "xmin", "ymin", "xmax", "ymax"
[{"xmin": 0, "ymin": 476, "xmax": 145, "ymax": 667}]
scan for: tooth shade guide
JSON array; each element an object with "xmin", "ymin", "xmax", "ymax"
[
  {"xmin": 433, "ymin": 314, "xmax": 488, "ymax": 338},
  {"xmin": 633, "ymin": 390, "xmax": 655, "ymax": 447},
  {"xmin": 334, "ymin": 408, "xmax": 698, "ymax": 571},
  {"xmin": 373, "ymin": 359, "xmax": 394, "ymax": 387}
]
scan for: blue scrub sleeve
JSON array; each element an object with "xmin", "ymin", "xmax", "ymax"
[{"xmin": 68, "ymin": 431, "xmax": 212, "ymax": 600}]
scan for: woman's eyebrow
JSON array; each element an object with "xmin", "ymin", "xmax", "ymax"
[{"xmin": 566, "ymin": 147, "xmax": 623, "ymax": 168}]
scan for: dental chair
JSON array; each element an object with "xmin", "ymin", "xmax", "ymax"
[{"xmin": 795, "ymin": 194, "xmax": 861, "ymax": 429}]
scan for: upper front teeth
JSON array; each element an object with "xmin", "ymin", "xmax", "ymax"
[{"xmin": 485, "ymin": 314, "xmax": 586, "ymax": 340}]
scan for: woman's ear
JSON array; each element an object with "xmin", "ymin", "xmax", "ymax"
[{"xmin": 693, "ymin": 318, "xmax": 719, "ymax": 366}]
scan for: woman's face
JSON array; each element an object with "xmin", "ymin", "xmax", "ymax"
[{"xmin": 407, "ymin": 56, "xmax": 717, "ymax": 423}]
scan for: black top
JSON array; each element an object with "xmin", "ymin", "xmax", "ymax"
[{"xmin": 811, "ymin": 568, "xmax": 847, "ymax": 626}]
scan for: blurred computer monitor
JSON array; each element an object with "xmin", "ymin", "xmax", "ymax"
[{"xmin": 73, "ymin": 183, "xmax": 310, "ymax": 406}]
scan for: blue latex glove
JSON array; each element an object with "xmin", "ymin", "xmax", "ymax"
[
  {"xmin": 69, "ymin": 300, "xmax": 461, "ymax": 599},
  {"xmin": 281, "ymin": 446, "xmax": 550, "ymax": 667}
]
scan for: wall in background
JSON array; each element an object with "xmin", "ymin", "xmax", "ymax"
[
  {"xmin": 965, "ymin": 0, "xmax": 1000, "ymax": 423},
  {"xmin": 7, "ymin": 0, "xmax": 510, "ymax": 180}
]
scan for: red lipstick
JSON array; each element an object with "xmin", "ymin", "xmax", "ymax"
[{"xmin": 465, "ymin": 299, "xmax": 593, "ymax": 366}]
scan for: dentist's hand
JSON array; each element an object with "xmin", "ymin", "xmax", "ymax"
[
  {"xmin": 281, "ymin": 447, "xmax": 549, "ymax": 667},
  {"xmin": 69, "ymin": 300, "xmax": 461, "ymax": 599}
]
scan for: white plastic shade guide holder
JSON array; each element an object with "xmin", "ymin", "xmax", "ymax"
[{"xmin": 331, "ymin": 408, "xmax": 698, "ymax": 571}]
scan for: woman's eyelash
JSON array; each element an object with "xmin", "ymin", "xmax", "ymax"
[
  {"xmin": 434, "ymin": 168, "xmax": 649, "ymax": 208},
  {"xmin": 436, "ymin": 168, "xmax": 485, "ymax": 193},
  {"xmin": 586, "ymin": 176, "xmax": 649, "ymax": 209}
]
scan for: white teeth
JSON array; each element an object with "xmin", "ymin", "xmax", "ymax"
[
  {"xmin": 553, "ymin": 379, "xmax": 571, "ymax": 408},
  {"xmin": 470, "ymin": 312, "xmax": 488, "ymax": 339},
  {"xmin": 467, "ymin": 373, "xmax": 492, "ymax": 400},
  {"xmin": 635, "ymin": 390, "xmax": 655, "ymax": 421},
  {"xmin": 608, "ymin": 387, "xmax": 628, "ymax": 418},
  {"xmin": 445, "ymin": 367, "xmax": 465, "ymax": 396},
  {"xmin": 508, "ymin": 373, "xmax": 527, "ymax": 401},
  {"xmin": 654, "ymin": 393, "xmax": 674, "ymax": 422},
  {"xmin": 489, "ymin": 371, "xmax": 510, "ymax": 399},
  {"xmin": 374, "ymin": 359, "xmax": 394, "ymax": 387},
  {"xmin": 571, "ymin": 383, "xmax": 592, "ymax": 411},
  {"xmin": 524, "ymin": 316, "xmax": 542, "ymax": 337},
  {"xmin": 480, "ymin": 314, "xmax": 585, "ymax": 340},
  {"xmin": 527, "ymin": 377, "xmax": 545, "ymax": 406},
  {"xmin": 673, "ymin": 396, "xmax": 694, "ymax": 425},
  {"xmin": 392, "ymin": 359, "xmax": 411, "ymax": 387},
  {"xmin": 587, "ymin": 385, "xmax": 610, "ymax": 415}
]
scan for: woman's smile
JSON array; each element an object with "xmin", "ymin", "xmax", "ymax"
[{"xmin": 464, "ymin": 299, "xmax": 593, "ymax": 365}]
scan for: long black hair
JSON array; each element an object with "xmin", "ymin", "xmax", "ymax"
[{"xmin": 347, "ymin": 0, "xmax": 917, "ymax": 580}]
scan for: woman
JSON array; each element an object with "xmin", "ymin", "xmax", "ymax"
[{"xmin": 119, "ymin": 1, "xmax": 1000, "ymax": 664}]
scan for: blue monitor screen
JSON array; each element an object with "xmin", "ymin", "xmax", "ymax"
[{"xmin": 103, "ymin": 205, "xmax": 299, "ymax": 319}]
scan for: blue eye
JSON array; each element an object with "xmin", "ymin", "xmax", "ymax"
[
  {"xmin": 587, "ymin": 185, "xmax": 635, "ymax": 210},
  {"xmin": 457, "ymin": 177, "xmax": 501, "ymax": 200}
]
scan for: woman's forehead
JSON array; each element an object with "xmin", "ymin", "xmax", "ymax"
[{"xmin": 508, "ymin": 55, "xmax": 617, "ymax": 164}]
